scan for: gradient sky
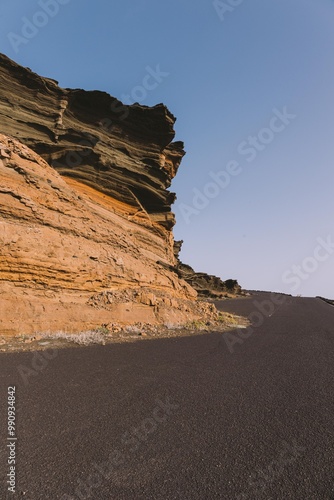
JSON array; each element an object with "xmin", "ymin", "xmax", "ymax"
[{"xmin": 1, "ymin": 0, "xmax": 333, "ymax": 297}]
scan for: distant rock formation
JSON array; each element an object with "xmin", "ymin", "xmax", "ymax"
[
  {"xmin": 0, "ymin": 54, "xmax": 239, "ymax": 336},
  {"xmin": 174, "ymin": 241, "xmax": 241, "ymax": 298}
]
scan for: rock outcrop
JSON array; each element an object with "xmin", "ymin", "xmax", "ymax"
[
  {"xmin": 0, "ymin": 54, "xmax": 238, "ymax": 336},
  {"xmin": 174, "ymin": 241, "xmax": 242, "ymax": 298},
  {"xmin": 0, "ymin": 53, "xmax": 184, "ymax": 229},
  {"xmin": 0, "ymin": 134, "xmax": 221, "ymax": 335}
]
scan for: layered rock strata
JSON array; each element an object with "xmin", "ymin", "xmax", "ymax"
[
  {"xmin": 0, "ymin": 134, "xmax": 221, "ymax": 335},
  {"xmin": 0, "ymin": 54, "xmax": 182, "ymax": 230},
  {"xmin": 0, "ymin": 54, "xmax": 237, "ymax": 336}
]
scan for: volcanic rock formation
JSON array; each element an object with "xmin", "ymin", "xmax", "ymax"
[
  {"xmin": 0, "ymin": 54, "xmax": 238, "ymax": 336},
  {"xmin": 174, "ymin": 241, "xmax": 241, "ymax": 298},
  {"xmin": 0, "ymin": 53, "xmax": 181, "ymax": 230}
]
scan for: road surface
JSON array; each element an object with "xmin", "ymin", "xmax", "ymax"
[{"xmin": 1, "ymin": 293, "xmax": 333, "ymax": 499}]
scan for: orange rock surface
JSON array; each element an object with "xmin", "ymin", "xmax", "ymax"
[{"xmin": 0, "ymin": 134, "xmax": 206, "ymax": 335}]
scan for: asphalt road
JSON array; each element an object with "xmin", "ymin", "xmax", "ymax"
[{"xmin": 1, "ymin": 293, "xmax": 333, "ymax": 499}]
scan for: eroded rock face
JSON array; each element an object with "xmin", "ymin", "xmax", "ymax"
[
  {"xmin": 0, "ymin": 53, "xmax": 183, "ymax": 229},
  {"xmin": 0, "ymin": 134, "xmax": 202, "ymax": 335},
  {"xmin": 0, "ymin": 54, "xmax": 239, "ymax": 336}
]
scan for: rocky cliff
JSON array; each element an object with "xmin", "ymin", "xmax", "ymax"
[
  {"xmin": 0, "ymin": 54, "xmax": 236, "ymax": 336},
  {"xmin": 0, "ymin": 53, "xmax": 182, "ymax": 230}
]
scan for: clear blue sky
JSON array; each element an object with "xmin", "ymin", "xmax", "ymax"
[{"xmin": 1, "ymin": 0, "xmax": 333, "ymax": 297}]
